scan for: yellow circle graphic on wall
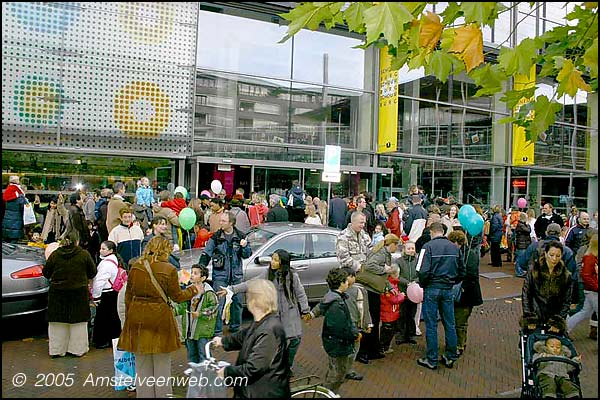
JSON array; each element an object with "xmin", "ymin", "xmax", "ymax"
[
  {"xmin": 118, "ymin": 3, "xmax": 175, "ymax": 45},
  {"xmin": 114, "ymin": 82, "xmax": 170, "ymax": 136}
]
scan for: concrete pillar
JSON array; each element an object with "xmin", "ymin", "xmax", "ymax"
[{"xmin": 587, "ymin": 92, "xmax": 598, "ymax": 213}]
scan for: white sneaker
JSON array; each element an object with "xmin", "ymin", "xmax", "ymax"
[{"xmin": 384, "ymin": 347, "xmax": 394, "ymax": 354}]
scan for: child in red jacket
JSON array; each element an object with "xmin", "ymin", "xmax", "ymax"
[
  {"xmin": 160, "ymin": 191, "xmax": 187, "ymax": 216},
  {"xmin": 379, "ymin": 264, "xmax": 405, "ymax": 354}
]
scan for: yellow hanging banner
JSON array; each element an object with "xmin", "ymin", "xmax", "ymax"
[
  {"xmin": 512, "ymin": 65, "xmax": 536, "ymax": 165},
  {"xmin": 377, "ymin": 47, "xmax": 398, "ymax": 154}
]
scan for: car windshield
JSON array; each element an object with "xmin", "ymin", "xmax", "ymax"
[
  {"xmin": 2, "ymin": 243, "xmax": 43, "ymax": 256},
  {"xmin": 246, "ymin": 227, "xmax": 277, "ymax": 250}
]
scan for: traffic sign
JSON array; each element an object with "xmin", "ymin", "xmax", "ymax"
[{"xmin": 323, "ymin": 145, "xmax": 341, "ymax": 173}]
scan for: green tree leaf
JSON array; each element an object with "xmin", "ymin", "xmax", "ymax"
[
  {"xmin": 531, "ymin": 96, "xmax": 561, "ymax": 139},
  {"xmin": 363, "ymin": 2, "xmax": 413, "ymax": 46},
  {"xmin": 500, "ymin": 88, "xmax": 536, "ymax": 110},
  {"xmin": 498, "ymin": 38, "xmax": 538, "ymax": 76},
  {"xmin": 583, "ymin": 38, "xmax": 598, "ymax": 78},
  {"xmin": 470, "ymin": 64, "xmax": 505, "ymax": 96},
  {"xmin": 278, "ymin": 3, "xmax": 332, "ymax": 42},
  {"xmin": 440, "ymin": 2, "xmax": 462, "ymax": 25},
  {"xmin": 461, "ymin": 2, "xmax": 500, "ymax": 26},
  {"xmin": 427, "ymin": 50, "xmax": 454, "ymax": 83},
  {"xmin": 342, "ymin": 2, "xmax": 372, "ymax": 33}
]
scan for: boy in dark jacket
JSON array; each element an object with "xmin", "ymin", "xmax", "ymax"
[
  {"xmin": 396, "ymin": 241, "xmax": 419, "ymax": 344},
  {"xmin": 320, "ymin": 268, "xmax": 361, "ymax": 394}
]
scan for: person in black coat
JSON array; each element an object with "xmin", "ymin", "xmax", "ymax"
[
  {"xmin": 266, "ymin": 194, "xmax": 289, "ymax": 223},
  {"xmin": 43, "ymin": 229, "xmax": 97, "ymax": 357},
  {"xmin": 521, "ymin": 240, "xmax": 572, "ymax": 335},
  {"xmin": 534, "ymin": 202, "xmax": 564, "ymax": 240},
  {"xmin": 213, "ymin": 279, "xmax": 290, "ymax": 398},
  {"xmin": 448, "ymin": 230, "xmax": 483, "ymax": 356},
  {"xmin": 320, "ymin": 268, "xmax": 360, "ymax": 394},
  {"xmin": 328, "ymin": 192, "xmax": 348, "ymax": 229}
]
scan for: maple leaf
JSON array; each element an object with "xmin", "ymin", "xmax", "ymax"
[
  {"xmin": 363, "ymin": 2, "xmax": 413, "ymax": 47},
  {"xmin": 342, "ymin": 2, "xmax": 372, "ymax": 34},
  {"xmin": 497, "ymin": 38, "xmax": 538, "ymax": 76},
  {"xmin": 419, "ymin": 12, "xmax": 443, "ymax": 50},
  {"xmin": 278, "ymin": 3, "xmax": 332, "ymax": 42},
  {"xmin": 583, "ymin": 38, "xmax": 598, "ymax": 79},
  {"xmin": 449, "ymin": 24, "xmax": 483, "ymax": 72},
  {"xmin": 557, "ymin": 59, "xmax": 592, "ymax": 98},
  {"xmin": 426, "ymin": 50, "xmax": 454, "ymax": 83},
  {"xmin": 531, "ymin": 96, "xmax": 561, "ymax": 139}
]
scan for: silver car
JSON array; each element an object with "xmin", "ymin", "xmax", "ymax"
[
  {"xmin": 2, "ymin": 242, "xmax": 49, "ymax": 319},
  {"xmin": 179, "ymin": 222, "xmax": 343, "ymax": 302}
]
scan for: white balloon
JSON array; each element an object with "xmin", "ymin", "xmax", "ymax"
[{"xmin": 210, "ymin": 180, "xmax": 222, "ymax": 194}]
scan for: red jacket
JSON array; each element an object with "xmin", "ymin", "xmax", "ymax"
[
  {"xmin": 581, "ymin": 254, "xmax": 598, "ymax": 292},
  {"xmin": 248, "ymin": 203, "xmax": 269, "ymax": 227},
  {"xmin": 161, "ymin": 198, "xmax": 187, "ymax": 216},
  {"xmin": 380, "ymin": 276, "xmax": 405, "ymax": 323},
  {"xmin": 2, "ymin": 183, "xmax": 24, "ymax": 202},
  {"xmin": 385, "ymin": 208, "xmax": 401, "ymax": 237}
]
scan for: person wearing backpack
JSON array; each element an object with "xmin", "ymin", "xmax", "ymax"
[
  {"xmin": 91, "ymin": 240, "xmax": 125, "ymax": 349},
  {"xmin": 286, "ymin": 180, "xmax": 306, "ymax": 223}
]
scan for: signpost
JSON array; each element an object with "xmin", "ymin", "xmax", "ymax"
[{"xmin": 323, "ymin": 145, "xmax": 341, "ymax": 223}]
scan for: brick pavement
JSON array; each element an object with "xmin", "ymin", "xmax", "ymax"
[{"xmin": 2, "ymin": 254, "xmax": 598, "ymax": 398}]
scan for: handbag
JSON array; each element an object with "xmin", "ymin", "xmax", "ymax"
[
  {"xmin": 452, "ymin": 281, "xmax": 463, "ymax": 304},
  {"xmin": 355, "ymin": 268, "xmax": 388, "ymax": 293},
  {"xmin": 23, "ymin": 199, "xmax": 37, "ymax": 225}
]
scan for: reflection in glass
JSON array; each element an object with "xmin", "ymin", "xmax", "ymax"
[
  {"xmin": 197, "ymin": 10, "xmax": 292, "ymax": 79},
  {"xmin": 293, "ymin": 29, "xmax": 366, "ymax": 89}
]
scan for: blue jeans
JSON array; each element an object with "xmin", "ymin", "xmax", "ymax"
[
  {"xmin": 212, "ymin": 278, "xmax": 243, "ymax": 335},
  {"xmin": 514, "ymin": 249, "xmax": 527, "ymax": 275},
  {"xmin": 186, "ymin": 338, "xmax": 209, "ymax": 363},
  {"xmin": 422, "ymin": 287, "xmax": 458, "ymax": 365}
]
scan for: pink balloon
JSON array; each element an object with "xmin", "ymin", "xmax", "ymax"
[
  {"xmin": 45, "ymin": 242, "xmax": 60, "ymax": 260},
  {"xmin": 200, "ymin": 190, "xmax": 212, "ymax": 198},
  {"xmin": 517, "ymin": 197, "xmax": 527, "ymax": 209},
  {"xmin": 407, "ymin": 282, "xmax": 424, "ymax": 303}
]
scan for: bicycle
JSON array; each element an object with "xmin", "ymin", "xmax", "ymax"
[{"xmin": 290, "ymin": 375, "xmax": 339, "ymax": 398}]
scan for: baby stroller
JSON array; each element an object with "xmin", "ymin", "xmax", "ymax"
[{"xmin": 519, "ymin": 327, "xmax": 583, "ymax": 398}]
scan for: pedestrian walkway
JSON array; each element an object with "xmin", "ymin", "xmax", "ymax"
[{"xmin": 2, "ymin": 254, "xmax": 597, "ymax": 398}]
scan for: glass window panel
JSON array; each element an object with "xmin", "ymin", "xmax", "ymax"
[
  {"xmin": 289, "ymin": 83, "xmax": 373, "ymax": 150},
  {"xmin": 293, "ymin": 29, "xmax": 366, "ymax": 90},
  {"xmin": 253, "ymin": 167, "xmax": 301, "ymax": 197},
  {"xmin": 195, "ymin": 71, "xmax": 290, "ymax": 142},
  {"xmin": 493, "ymin": 6, "xmax": 512, "ymax": 46},
  {"xmin": 310, "ymin": 233, "xmax": 337, "ymax": 258},
  {"xmin": 517, "ymin": 15, "xmax": 537, "ymax": 41},
  {"xmin": 197, "ymin": 10, "xmax": 292, "ymax": 79},
  {"xmin": 263, "ymin": 234, "xmax": 306, "ymax": 260}
]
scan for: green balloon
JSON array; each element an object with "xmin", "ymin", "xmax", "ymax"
[{"xmin": 179, "ymin": 208, "xmax": 196, "ymax": 230}]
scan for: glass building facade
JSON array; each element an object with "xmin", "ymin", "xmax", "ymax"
[{"xmin": 2, "ymin": 2, "xmax": 597, "ymax": 214}]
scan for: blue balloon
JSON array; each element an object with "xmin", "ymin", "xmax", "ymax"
[
  {"xmin": 465, "ymin": 213, "xmax": 484, "ymax": 236},
  {"xmin": 458, "ymin": 204, "xmax": 476, "ymax": 227}
]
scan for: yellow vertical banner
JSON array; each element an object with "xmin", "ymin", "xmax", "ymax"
[
  {"xmin": 512, "ymin": 65, "xmax": 536, "ymax": 165},
  {"xmin": 377, "ymin": 47, "xmax": 398, "ymax": 154}
]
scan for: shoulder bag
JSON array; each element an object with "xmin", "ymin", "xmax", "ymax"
[
  {"xmin": 143, "ymin": 260, "xmax": 178, "ymax": 312},
  {"xmin": 355, "ymin": 268, "xmax": 388, "ymax": 294}
]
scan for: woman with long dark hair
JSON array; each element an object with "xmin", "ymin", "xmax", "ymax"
[
  {"xmin": 222, "ymin": 248, "xmax": 310, "ymax": 372},
  {"xmin": 521, "ymin": 240, "xmax": 572, "ymax": 334},
  {"xmin": 91, "ymin": 240, "xmax": 124, "ymax": 349}
]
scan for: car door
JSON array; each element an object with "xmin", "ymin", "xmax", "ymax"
[
  {"xmin": 307, "ymin": 232, "xmax": 339, "ymax": 301},
  {"xmin": 255, "ymin": 232, "xmax": 310, "ymax": 295}
]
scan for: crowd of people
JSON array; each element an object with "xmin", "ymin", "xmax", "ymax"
[{"xmin": 2, "ymin": 175, "xmax": 598, "ymax": 397}]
